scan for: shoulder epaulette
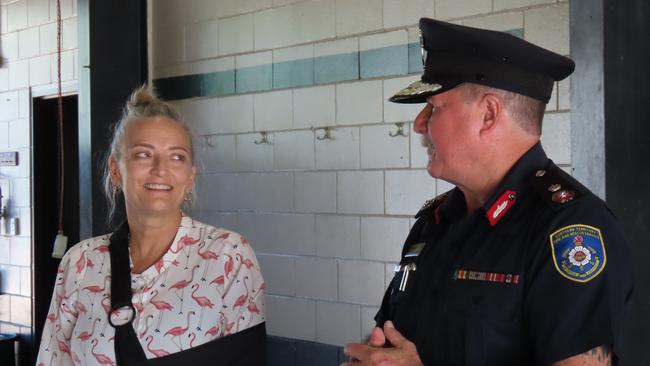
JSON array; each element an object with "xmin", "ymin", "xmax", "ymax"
[
  {"xmin": 530, "ymin": 163, "xmax": 587, "ymax": 208},
  {"xmin": 415, "ymin": 191, "xmax": 450, "ymax": 218}
]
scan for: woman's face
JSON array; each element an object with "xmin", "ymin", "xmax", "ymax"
[{"xmin": 109, "ymin": 116, "xmax": 195, "ymax": 219}]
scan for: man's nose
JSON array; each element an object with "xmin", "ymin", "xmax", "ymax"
[{"xmin": 413, "ymin": 104, "xmax": 432, "ymax": 134}]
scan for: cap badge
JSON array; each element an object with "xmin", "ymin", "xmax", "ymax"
[
  {"xmin": 418, "ymin": 29, "xmax": 428, "ymax": 66},
  {"xmin": 535, "ymin": 169, "xmax": 546, "ymax": 177},
  {"xmin": 549, "ymin": 224, "xmax": 606, "ymax": 283},
  {"xmin": 547, "ymin": 184, "xmax": 562, "ymax": 192},
  {"xmin": 486, "ymin": 190, "xmax": 517, "ymax": 226}
]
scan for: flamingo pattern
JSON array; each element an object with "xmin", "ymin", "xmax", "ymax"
[{"xmin": 36, "ymin": 215, "xmax": 265, "ymax": 365}]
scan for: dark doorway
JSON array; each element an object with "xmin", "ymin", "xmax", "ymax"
[{"xmin": 31, "ymin": 94, "xmax": 80, "ymax": 363}]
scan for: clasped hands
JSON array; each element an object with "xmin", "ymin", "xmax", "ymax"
[{"xmin": 341, "ymin": 321, "xmax": 424, "ymax": 366}]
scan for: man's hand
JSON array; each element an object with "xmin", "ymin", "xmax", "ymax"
[{"xmin": 341, "ymin": 321, "xmax": 424, "ymax": 366}]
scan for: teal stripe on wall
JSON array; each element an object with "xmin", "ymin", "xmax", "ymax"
[
  {"xmin": 360, "ymin": 44, "xmax": 408, "ymax": 79},
  {"xmin": 153, "ymin": 28, "xmax": 524, "ymax": 101},
  {"xmin": 314, "ymin": 52, "xmax": 359, "ymax": 84},
  {"xmin": 274, "ymin": 58, "xmax": 314, "ymax": 88}
]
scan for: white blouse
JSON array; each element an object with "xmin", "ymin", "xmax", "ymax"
[{"xmin": 36, "ymin": 215, "xmax": 266, "ymax": 366}]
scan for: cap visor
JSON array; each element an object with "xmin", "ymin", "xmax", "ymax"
[{"xmin": 388, "ymin": 80, "xmax": 443, "ymax": 103}]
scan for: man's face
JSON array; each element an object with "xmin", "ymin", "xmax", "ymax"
[{"xmin": 413, "ymin": 88, "xmax": 480, "ymax": 185}]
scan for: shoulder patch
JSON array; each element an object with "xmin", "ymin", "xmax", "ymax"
[
  {"xmin": 549, "ymin": 224, "xmax": 607, "ymax": 283},
  {"xmin": 415, "ymin": 191, "xmax": 450, "ymax": 218},
  {"xmin": 531, "ymin": 165, "xmax": 586, "ymax": 208}
]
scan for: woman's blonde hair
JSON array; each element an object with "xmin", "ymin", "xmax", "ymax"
[{"xmin": 102, "ymin": 85, "xmax": 196, "ymax": 224}]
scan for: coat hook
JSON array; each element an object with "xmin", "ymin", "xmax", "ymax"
[
  {"xmin": 204, "ymin": 135, "xmax": 215, "ymax": 148},
  {"xmin": 389, "ymin": 122, "xmax": 408, "ymax": 137},
  {"xmin": 316, "ymin": 127, "xmax": 334, "ymax": 141},
  {"xmin": 254, "ymin": 131, "xmax": 270, "ymax": 145}
]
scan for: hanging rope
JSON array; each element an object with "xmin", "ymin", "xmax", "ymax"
[{"xmin": 56, "ymin": 0, "xmax": 64, "ymax": 234}]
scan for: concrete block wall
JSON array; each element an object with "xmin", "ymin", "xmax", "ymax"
[
  {"xmin": 0, "ymin": 0, "xmax": 78, "ymax": 360},
  {"xmin": 152, "ymin": 0, "xmax": 571, "ymax": 359}
]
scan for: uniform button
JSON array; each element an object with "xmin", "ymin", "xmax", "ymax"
[
  {"xmin": 535, "ymin": 169, "xmax": 546, "ymax": 177},
  {"xmin": 547, "ymin": 184, "xmax": 561, "ymax": 192}
]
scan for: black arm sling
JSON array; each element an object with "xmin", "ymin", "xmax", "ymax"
[{"xmin": 108, "ymin": 222, "xmax": 267, "ymax": 365}]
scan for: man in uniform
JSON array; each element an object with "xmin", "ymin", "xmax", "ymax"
[{"xmin": 342, "ymin": 18, "xmax": 633, "ymax": 366}]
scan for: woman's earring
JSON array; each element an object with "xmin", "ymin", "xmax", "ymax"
[{"xmin": 184, "ymin": 191, "xmax": 193, "ymax": 202}]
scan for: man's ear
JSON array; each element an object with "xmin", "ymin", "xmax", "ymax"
[{"xmin": 478, "ymin": 93, "xmax": 503, "ymax": 136}]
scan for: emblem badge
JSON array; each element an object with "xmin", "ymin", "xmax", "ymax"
[
  {"xmin": 485, "ymin": 190, "xmax": 517, "ymax": 226},
  {"xmin": 549, "ymin": 224, "xmax": 607, "ymax": 283},
  {"xmin": 419, "ymin": 29, "xmax": 428, "ymax": 66},
  {"xmin": 552, "ymin": 189, "xmax": 575, "ymax": 203}
]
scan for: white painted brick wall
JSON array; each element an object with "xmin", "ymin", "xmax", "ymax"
[
  {"xmin": 18, "ymin": 27, "xmax": 39, "ymax": 58},
  {"xmin": 314, "ymin": 127, "xmax": 360, "ymax": 170},
  {"xmin": 8, "ymin": 60, "xmax": 28, "ymax": 89},
  {"xmin": 293, "ymin": 85, "xmax": 335, "ymax": 129},
  {"xmin": 336, "ymin": 80, "xmax": 383, "ymax": 125},
  {"xmin": 360, "ymin": 124, "xmax": 409, "ymax": 169},
  {"xmin": 383, "ymin": 0, "xmax": 433, "ymax": 29},
  {"xmin": 435, "ymin": 0, "xmax": 492, "ymax": 20},
  {"xmin": 257, "ymin": 254, "xmax": 295, "ymax": 296},
  {"xmin": 218, "ymin": 14, "xmax": 254, "ymax": 55},
  {"xmin": 254, "ymin": 89, "xmax": 293, "ymax": 131},
  {"xmin": 385, "ymin": 169, "xmax": 437, "ymax": 215},
  {"xmin": 293, "ymin": 0, "xmax": 335, "ymax": 44},
  {"xmin": 0, "ymin": 91, "xmax": 19, "ymax": 121},
  {"xmin": 295, "ymin": 256, "xmax": 338, "ymax": 300},
  {"xmin": 462, "ymin": 11, "xmax": 523, "ymax": 32},
  {"xmin": 494, "ymin": 0, "xmax": 555, "ymax": 12},
  {"xmin": 338, "ymin": 259, "xmax": 385, "ymax": 305},
  {"xmin": 237, "ymin": 213, "xmax": 317, "ymax": 255},
  {"xmin": 525, "ymin": 3, "xmax": 569, "ymax": 55},
  {"xmin": 335, "ymin": 0, "xmax": 382, "ymax": 37},
  {"xmin": 218, "ymin": 173, "xmax": 293, "ymax": 211},
  {"xmin": 294, "ymin": 172, "xmax": 337, "ymax": 213},
  {"xmin": 383, "ymin": 75, "xmax": 424, "ymax": 123},
  {"xmin": 541, "ymin": 112, "xmax": 571, "ymax": 165},
  {"xmin": 274, "ymin": 130, "xmax": 315, "ymax": 170},
  {"xmin": 266, "ymin": 295, "xmax": 316, "ymax": 340},
  {"xmin": 185, "ymin": 19, "xmax": 219, "ymax": 61},
  {"xmin": 9, "ymin": 119, "xmax": 30, "ymax": 149},
  {"xmin": 361, "ymin": 306, "xmax": 380, "ymax": 338},
  {"xmin": 361, "ymin": 217, "xmax": 409, "ymax": 261},
  {"xmin": 316, "ymin": 301, "xmax": 361, "ymax": 345},
  {"xmin": 254, "ymin": 5, "xmax": 293, "ymax": 50},
  {"xmin": 1, "ymin": 33, "xmax": 19, "ymax": 60},
  {"xmin": 337, "ymin": 171, "xmax": 384, "ymax": 214},
  {"xmin": 235, "ymin": 133, "xmax": 274, "ymax": 171},
  {"xmin": 7, "ymin": 1, "xmax": 27, "ymax": 32},
  {"xmin": 28, "ymin": 55, "xmax": 51, "ymax": 85},
  {"xmin": 315, "ymin": 215, "xmax": 360, "ymax": 258}
]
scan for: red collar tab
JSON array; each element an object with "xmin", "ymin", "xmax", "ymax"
[{"xmin": 486, "ymin": 190, "xmax": 517, "ymax": 226}]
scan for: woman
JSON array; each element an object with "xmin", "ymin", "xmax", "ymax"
[{"xmin": 36, "ymin": 86, "xmax": 266, "ymax": 365}]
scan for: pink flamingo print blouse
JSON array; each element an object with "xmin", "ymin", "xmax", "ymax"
[{"xmin": 36, "ymin": 215, "xmax": 265, "ymax": 366}]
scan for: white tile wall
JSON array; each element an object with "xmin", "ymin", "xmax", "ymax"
[
  {"xmin": 18, "ymin": 89, "xmax": 29, "ymax": 119},
  {"xmin": 338, "ymin": 259, "xmax": 385, "ymax": 305},
  {"xmin": 336, "ymin": 80, "xmax": 383, "ymax": 125},
  {"xmin": 9, "ymin": 119, "xmax": 30, "ymax": 149},
  {"xmin": 8, "ymin": 60, "xmax": 28, "ymax": 89},
  {"xmin": 197, "ymin": 135, "xmax": 237, "ymax": 173},
  {"xmin": 315, "ymin": 215, "xmax": 360, "ymax": 258},
  {"xmin": 38, "ymin": 21, "xmax": 56, "ymax": 54},
  {"xmin": 153, "ymin": 25, "xmax": 185, "ymax": 67},
  {"xmin": 185, "ymin": 19, "xmax": 219, "ymax": 61},
  {"xmin": 0, "ymin": 91, "xmax": 19, "ymax": 121},
  {"xmin": 0, "ymin": 237, "xmax": 9, "ymax": 265},
  {"xmin": 210, "ymin": 95, "xmax": 254, "ymax": 134},
  {"xmin": 1, "ymin": 33, "xmax": 19, "ymax": 60},
  {"xmin": 410, "ymin": 124, "xmax": 428, "ymax": 168},
  {"xmin": 383, "ymin": 76, "xmax": 424, "ymax": 123},
  {"xmin": 314, "ymin": 127, "xmax": 360, "ymax": 170},
  {"xmin": 51, "ymin": 49, "xmax": 74, "ymax": 82},
  {"xmin": 360, "ymin": 30, "xmax": 407, "ymax": 51},
  {"xmin": 316, "ymin": 301, "xmax": 361, "ymax": 345},
  {"xmin": 62, "ymin": 16, "xmax": 76, "ymax": 49},
  {"xmin": 254, "ymin": 89, "xmax": 293, "ymax": 131},
  {"xmin": 384, "ymin": 263, "xmax": 397, "ymax": 288},
  {"xmin": 385, "ymin": 169, "xmax": 437, "ymax": 215},
  {"xmin": 335, "ymin": 0, "xmax": 382, "ymax": 37},
  {"xmin": 524, "ymin": 3, "xmax": 569, "ymax": 55},
  {"xmin": 361, "ymin": 306, "xmax": 380, "ymax": 339},
  {"xmin": 266, "ymin": 295, "xmax": 316, "ymax": 340},
  {"xmin": 195, "ymin": 174, "xmax": 221, "ymax": 210},
  {"xmin": 28, "ymin": 54, "xmax": 50, "ymax": 85},
  {"xmin": 293, "ymin": 85, "xmax": 335, "ymax": 129},
  {"xmin": 218, "ymin": 14, "xmax": 254, "ymax": 55},
  {"xmin": 27, "ymin": 0, "xmax": 49, "ymax": 27},
  {"xmin": 9, "ymin": 237, "xmax": 30, "ymax": 266},
  {"xmin": 0, "ymin": 122, "xmax": 8, "ymax": 148},
  {"xmin": 257, "ymin": 254, "xmax": 295, "ymax": 296},
  {"xmin": 216, "ymin": 0, "xmax": 272, "ymax": 19},
  {"xmin": 235, "ymin": 133, "xmax": 274, "ymax": 171},
  {"xmin": 273, "ymin": 44, "xmax": 313, "ymax": 63},
  {"xmin": 49, "ymin": 0, "xmax": 74, "ymax": 20},
  {"xmin": 361, "ymin": 217, "xmax": 408, "ymax": 261},
  {"xmin": 541, "ymin": 112, "xmax": 571, "ymax": 165},
  {"xmin": 558, "ymin": 77, "xmax": 570, "ymax": 111},
  {"xmin": 462, "ymin": 11, "xmax": 523, "ymax": 31},
  {"xmin": 295, "ymin": 256, "xmax": 338, "ymax": 300},
  {"xmin": 236, "ymin": 50, "xmax": 271, "ymax": 68},
  {"xmin": 360, "ymin": 124, "xmax": 409, "ymax": 169},
  {"xmin": 294, "ymin": 172, "xmax": 337, "ymax": 213},
  {"xmin": 314, "ymin": 37, "xmax": 358, "ymax": 58},
  {"xmin": 254, "ymin": 5, "xmax": 293, "ymax": 50},
  {"xmin": 218, "ymin": 172, "xmax": 293, "ymax": 212},
  {"xmin": 247, "ymin": 213, "xmax": 317, "ymax": 255},
  {"xmin": 7, "ymin": 0, "xmax": 27, "ymax": 32},
  {"xmin": 17, "ymin": 27, "xmax": 39, "ymax": 58},
  {"xmin": 274, "ymin": 130, "xmax": 315, "ymax": 170},
  {"xmin": 435, "ymin": 0, "xmax": 492, "ymax": 20},
  {"xmin": 546, "ymin": 82, "xmax": 558, "ymax": 112},
  {"xmin": 383, "ymin": 0, "xmax": 433, "ymax": 29},
  {"xmin": 1, "ymin": 5, "xmax": 7, "ymax": 34},
  {"xmin": 292, "ymin": 0, "xmax": 335, "ymax": 44},
  {"xmin": 337, "ymin": 171, "xmax": 384, "ymax": 215},
  {"xmin": 494, "ymin": 0, "xmax": 555, "ymax": 12},
  {"xmin": 0, "ymin": 69, "xmax": 8, "ymax": 92},
  {"xmin": 12, "ymin": 177, "xmax": 30, "ymax": 207}
]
